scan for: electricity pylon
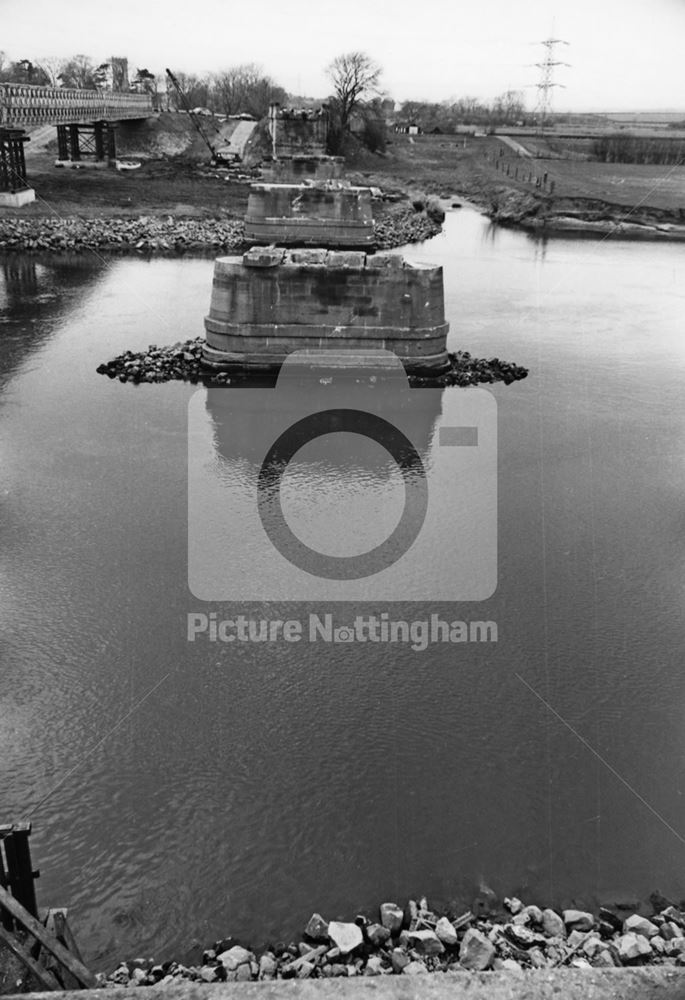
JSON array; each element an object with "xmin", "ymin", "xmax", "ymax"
[{"xmin": 533, "ymin": 37, "xmax": 570, "ymax": 131}]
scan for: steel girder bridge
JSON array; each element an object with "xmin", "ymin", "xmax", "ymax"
[{"xmin": 0, "ymin": 82, "xmax": 155, "ymax": 195}]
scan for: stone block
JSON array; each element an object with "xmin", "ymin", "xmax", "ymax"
[{"xmin": 242, "ymin": 247, "xmax": 284, "ymax": 267}]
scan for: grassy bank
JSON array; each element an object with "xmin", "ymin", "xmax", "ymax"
[{"xmin": 347, "ymin": 133, "xmax": 685, "ymax": 238}]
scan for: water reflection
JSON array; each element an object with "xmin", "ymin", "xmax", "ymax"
[{"xmin": 0, "ymin": 253, "xmax": 108, "ymax": 389}]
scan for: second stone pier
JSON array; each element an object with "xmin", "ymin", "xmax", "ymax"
[{"xmin": 244, "ymin": 183, "xmax": 375, "ymax": 248}]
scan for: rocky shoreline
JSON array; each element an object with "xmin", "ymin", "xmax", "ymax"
[
  {"xmin": 96, "ymin": 339, "xmax": 528, "ymax": 387},
  {"xmin": 0, "ymin": 206, "xmax": 440, "ymax": 255},
  {"xmin": 486, "ymin": 189, "xmax": 685, "ymax": 241},
  {"xmin": 98, "ymin": 892, "xmax": 685, "ymax": 987}
]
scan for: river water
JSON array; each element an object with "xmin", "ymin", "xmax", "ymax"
[{"xmin": 1, "ymin": 209, "xmax": 684, "ymax": 968}]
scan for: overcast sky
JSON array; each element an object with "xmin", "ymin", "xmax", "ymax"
[{"xmin": 1, "ymin": 0, "xmax": 683, "ymax": 112}]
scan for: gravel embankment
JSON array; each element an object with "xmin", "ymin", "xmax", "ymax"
[{"xmin": 0, "ymin": 207, "xmax": 441, "ymax": 255}]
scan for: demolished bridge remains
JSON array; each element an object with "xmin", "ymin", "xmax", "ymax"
[
  {"xmin": 244, "ymin": 182, "xmax": 375, "ymax": 248},
  {"xmin": 202, "ymin": 246, "xmax": 450, "ymax": 376}
]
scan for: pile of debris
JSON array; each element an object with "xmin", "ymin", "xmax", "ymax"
[
  {"xmin": 96, "ymin": 339, "xmax": 528, "ymax": 388},
  {"xmin": 0, "ymin": 217, "xmax": 246, "ymax": 254},
  {"xmin": 99, "ymin": 893, "xmax": 685, "ymax": 986}
]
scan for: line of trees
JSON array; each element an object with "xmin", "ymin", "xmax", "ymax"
[
  {"xmin": 593, "ymin": 134, "xmax": 685, "ymax": 165},
  {"xmin": 397, "ymin": 91, "xmax": 528, "ymax": 131},
  {"xmin": 167, "ymin": 64, "xmax": 287, "ymax": 117}
]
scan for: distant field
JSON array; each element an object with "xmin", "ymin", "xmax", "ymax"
[
  {"xmin": 545, "ymin": 161, "xmax": 685, "ymax": 208},
  {"xmin": 365, "ymin": 135, "xmax": 685, "ymax": 215}
]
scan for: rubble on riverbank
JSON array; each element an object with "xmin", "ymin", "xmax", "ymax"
[
  {"xmin": 98, "ymin": 893, "xmax": 685, "ymax": 986},
  {"xmin": 96, "ymin": 339, "xmax": 528, "ymax": 387},
  {"xmin": 0, "ymin": 204, "xmax": 440, "ymax": 255},
  {"xmin": 0, "ymin": 216, "xmax": 246, "ymax": 254}
]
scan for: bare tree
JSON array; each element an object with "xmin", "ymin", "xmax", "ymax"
[
  {"xmin": 326, "ymin": 51, "xmax": 381, "ymax": 131},
  {"xmin": 37, "ymin": 56, "xmax": 66, "ymax": 86},
  {"xmin": 212, "ymin": 63, "xmax": 286, "ymax": 118},
  {"xmin": 59, "ymin": 54, "xmax": 96, "ymax": 90}
]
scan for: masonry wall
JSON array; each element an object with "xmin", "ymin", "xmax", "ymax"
[
  {"xmin": 269, "ymin": 116, "xmax": 328, "ymax": 157},
  {"xmin": 244, "ymin": 184, "xmax": 375, "ymax": 247},
  {"xmin": 203, "ymin": 248, "xmax": 449, "ymax": 374},
  {"xmin": 261, "ymin": 156, "xmax": 345, "ymax": 183}
]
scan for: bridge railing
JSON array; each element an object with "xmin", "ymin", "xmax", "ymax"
[{"xmin": 0, "ymin": 83, "xmax": 154, "ymax": 127}]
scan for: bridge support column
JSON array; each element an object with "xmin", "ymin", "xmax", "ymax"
[
  {"xmin": 55, "ymin": 121, "xmax": 117, "ymax": 167},
  {"xmin": 0, "ymin": 129, "xmax": 35, "ymax": 207}
]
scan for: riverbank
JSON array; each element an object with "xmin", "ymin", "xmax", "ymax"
[
  {"xmin": 91, "ymin": 892, "xmax": 685, "ymax": 988},
  {"xmin": 0, "ymin": 204, "xmax": 440, "ymax": 255},
  {"xmin": 4, "ymin": 128, "xmax": 685, "ymax": 248},
  {"xmin": 347, "ymin": 134, "xmax": 685, "ymax": 241},
  {"xmin": 0, "ymin": 143, "xmax": 441, "ymax": 254}
]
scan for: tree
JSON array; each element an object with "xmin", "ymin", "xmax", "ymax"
[
  {"xmin": 212, "ymin": 63, "xmax": 286, "ymax": 118},
  {"xmin": 132, "ymin": 68, "xmax": 156, "ymax": 95},
  {"xmin": 492, "ymin": 90, "xmax": 525, "ymax": 125},
  {"xmin": 166, "ymin": 70, "xmax": 210, "ymax": 110},
  {"xmin": 37, "ymin": 56, "xmax": 66, "ymax": 87},
  {"xmin": 59, "ymin": 54, "xmax": 96, "ymax": 89},
  {"xmin": 326, "ymin": 51, "xmax": 381, "ymax": 132}
]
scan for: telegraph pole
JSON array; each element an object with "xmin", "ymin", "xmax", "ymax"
[{"xmin": 534, "ymin": 37, "xmax": 569, "ymax": 132}]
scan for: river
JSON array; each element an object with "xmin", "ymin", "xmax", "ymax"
[{"xmin": 1, "ymin": 208, "xmax": 684, "ymax": 969}]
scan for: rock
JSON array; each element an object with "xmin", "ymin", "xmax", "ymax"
[
  {"xmin": 328, "ymin": 964, "xmax": 347, "ymax": 977},
  {"xmin": 327, "ymin": 921, "xmax": 363, "ymax": 955},
  {"xmin": 379, "ymin": 902, "xmax": 404, "ymax": 933},
  {"xmin": 568, "ymin": 929, "xmax": 590, "ymax": 949},
  {"xmin": 402, "ymin": 961, "xmax": 428, "ymax": 975},
  {"xmin": 616, "ymin": 932, "xmax": 653, "ymax": 962},
  {"xmin": 592, "ymin": 950, "xmax": 618, "ymax": 968},
  {"xmin": 563, "ymin": 910, "xmax": 595, "ymax": 932},
  {"xmin": 199, "ymin": 966, "xmax": 218, "ymax": 983},
  {"xmin": 581, "ymin": 934, "xmax": 604, "ymax": 958},
  {"xmin": 523, "ymin": 905, "xmax": 543, "ymax": 925},
  {"xmin": 498, "ymin": 958, "xmax": 522, "ymax": 971},
  {"xmin": 661, "ymin": 922, "xmax": 684, "ymax": 941},
  {"xmin": 366, "ymin": 923, "xmax": 391, "ymax": 947},
  {"xmin": 405, "ymin": 900, "xmax": 419, "ymax": 927},
  {"xmin": 406, "ymin": 929, "xmax": 444, "ymax": 956},
  {"xmin": 258, "ymin": 954, "xmax": 277, "ymax": 980},
  {"xmin": 505, "ymin": 897, "xmax": 523, "ymax": 915},
  {"xmin": 506, "ymin": 925, "xmax": 545, "ymax": 948},
  {"xmin": 364, "ymin": 956, "xmax": 384, "ymax": 976},
  {"xmin": 296, "ymin": 961, "xmax": 314, "ymax": 979},
  {"xmin": 661, "ymin": 906, "xmax": 685, "ymax": 927},
  {"xmin": 542, "ymin": 908, "xmax": 566, "ymax": 938},
  {"xmin": 390, "ymin": 949, "xmax": 410, "ymax": 974},
  {"xmin": 235, "ymin": 963, "xmax": 253, "ymax": 981},
  {"xmin": 217, "ymin": 945, "xmax": 253, "ymax": 971},
  {"xmin": 623, "ymin": 914, "xmax": 659, "ymax": 938},
  {"xmin": 435, "ymin": 916, "xmax": 458, "ymax": 946},
  {"xmin": 528, "ymin": 947, "xmax": 547, "ymax": 968},
  {"xmin": 304, "ymin": 913, "xmax": 329, "ymax": 941},
  {"xmin": 459, "ymin": 928, "xmax": 496, "ymax": 971}
]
